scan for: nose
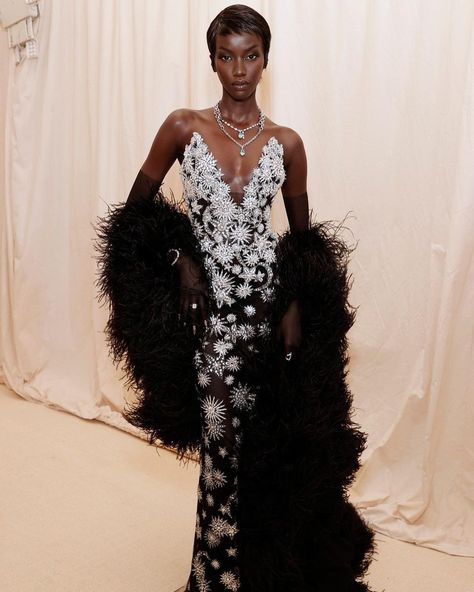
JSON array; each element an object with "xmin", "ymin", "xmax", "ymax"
[{"xmin": 233, "ymin": 58, "xmax": 246, "ymax": 77}]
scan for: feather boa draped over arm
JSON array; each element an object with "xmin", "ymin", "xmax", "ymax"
[
  {"xmin": 93, "ymin": 191, "xmax": 376, "ymax": 590},
  {"xmin": 237, "ymin": 220, "xmax": 376, "ymax": 591},
  {"xmin": 93, "ymin": 192, "xmax": 204, "ymax": 461}
]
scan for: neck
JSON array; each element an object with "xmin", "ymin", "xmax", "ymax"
[{"xmin": 218, "ymin": 92, "xmax": 261, "ymax": 126}]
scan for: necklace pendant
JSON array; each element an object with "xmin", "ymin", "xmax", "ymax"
[
  {"xmin": 240, "ymin": 147, "xmax": 246, "ymax": 156},
  {"xmin": 238, "ymin": 130, "xmax": 245, "ymax": 139}
]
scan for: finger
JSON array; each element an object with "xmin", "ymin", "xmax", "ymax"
[
  {"xmin": 275, "ymin": 323, "xmax": 282, "ymax": 342},
  {"xmin": 179, "ymin": 291, "xmax": 185, "ymax": 323},
  {"xmin": 199, "ymin": 293, "xmax": 208, "ymax": 328},
  {"xmin": 188, "ymin": 298, "xmax": 200, "ymax": 328},
  {"xmin": 181, "ymin": 290, "xmax": 190, "ymax": 326}
]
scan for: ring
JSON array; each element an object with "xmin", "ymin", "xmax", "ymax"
[
  {"xmin": 285, "ymin": 352, "xmax": 292, "ymax": 361},
  {"xmin": 190, "ymin": 303, "xmax": 198, "ymax": 309}
]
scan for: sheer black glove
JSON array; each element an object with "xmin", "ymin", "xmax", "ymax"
[
  {"xmin": 277, "ymin": 191, "xmax": 309, "ymax": 361},
  {"xmin": 174, "ymin": 252, "xmax": 209, "ymax": 335},
  {"xmin": 126, "ymin": 168, "xmax": 162, "ymax": 205},
  {"xmin": 276, "ymin": 298, "xmax": 302, "ymax": 362}
]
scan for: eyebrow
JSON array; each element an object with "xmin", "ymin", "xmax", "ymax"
[{"xmin": 216, "ymin": 44, "xmax": 259, "ymax": 52}]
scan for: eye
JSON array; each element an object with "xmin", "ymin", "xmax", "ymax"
[
  {"xmin": 219, "ymin": 55, "xmax": 231, "ymax": 62},
  {"xmin": 246, "ymin": 54, "xmax": 258, "ymax": 60}
]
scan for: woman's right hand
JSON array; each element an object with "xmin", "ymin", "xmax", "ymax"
[{"xmin": 175, "ymin": 253, "xmax": 209, "ymax": 334}]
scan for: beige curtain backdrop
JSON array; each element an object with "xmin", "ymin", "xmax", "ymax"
[{"xmin": 1, "ymin": 0, "xmax": 473, "ymax": 556}]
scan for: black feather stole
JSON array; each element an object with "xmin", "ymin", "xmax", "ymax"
[
  {"xmin": 93, "ymin": 192, "xmax": 203, "ymax": 461},
  {"xmin": 93, "ymin": 191, "xmax": 376, "ymax": 590}
]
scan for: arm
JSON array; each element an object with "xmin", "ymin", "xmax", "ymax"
[
  {"xmin": 276, "ymin": 130, "xmax": 310, "ymax": 360},
  {"xmin": 127, "ymin": 110, "xmax": 209, "ymax": 332},
  {"xmin": 281, "ymin": 130, "xmax": 309, "ymax": 232},
  {"xmin": 126, "ymin": 109, "xmax": 186, "ymax": 205}
]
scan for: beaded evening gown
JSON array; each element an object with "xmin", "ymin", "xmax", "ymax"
[{"xmin": 179, "ymin": 131, "xmax": 286, "ymax": 591}]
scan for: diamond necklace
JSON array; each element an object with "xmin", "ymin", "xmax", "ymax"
[
  {"xmin": 213, "ymin": 101, "xmax": 265, "ymax": 156},
  {"xmin": 219, "ymin": 104, "xmax": 263, "ymax": 139}
]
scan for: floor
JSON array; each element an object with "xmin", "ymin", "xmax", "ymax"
[{"xmin": 1, "ymin": 385, "xmax": 472, "ymax": 592}]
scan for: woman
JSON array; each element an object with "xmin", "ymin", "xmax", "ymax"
[{"xmin": 95, "ymin": 4, "xmax": 375, "ymax": 591}]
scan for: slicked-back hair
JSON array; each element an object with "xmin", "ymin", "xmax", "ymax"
[{"xmin": 206, "ymin": 4, "xmax": 271, "ymax": 71}]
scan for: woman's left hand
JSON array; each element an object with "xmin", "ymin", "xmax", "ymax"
[{"xmin": 276, "ymin": 298, "xmax": 302, "ymax": 361}]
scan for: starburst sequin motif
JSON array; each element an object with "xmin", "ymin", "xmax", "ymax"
[
  {"xmin": 230, "ymin": 221, "xmax": 252, "ymax": 245},
  {"xmin": 230, "ymin": 382, "xmax": 255, "ymax": 410},
  {"xmin": 197, "ymin": 371, "xmax": 211, "ymax": 388},
  {"xmin": 213, "ymin": 340, "xmax": 234, "ymax": 357},
  {"xmin": 243, "ymin": 304, "xmax": 256, "ymax": 317},
  {"xmin": 220, "ymin": 571, "xmax": 240, "ymax": 591},
  {"xmin": 202, "ymin": 395, "xmax": 226, "ymax": 423},
  {"xmin": 235, "ymin": 283, "xmax": 252, "ymax": 299},
  {"xmin": 209, "ymin": 314, "xmax": 226, "ymax": 336},
  {"xmin": 214, "ymin": 243, "xmax": 235, "ymax": 265},
  {"xmin": 225, "ymin": 355, "xmax": 242, "ymax": 372}
]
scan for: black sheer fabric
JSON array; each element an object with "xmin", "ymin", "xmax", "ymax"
[
  {"xmin": 283, "ymin": 191, "xmax": 309, "ymax": 233},
  {"xmin": 126, "ymin": 168, "xmax": 163, "ymax": 205}
]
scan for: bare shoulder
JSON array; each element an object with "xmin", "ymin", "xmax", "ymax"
[
  {"xmin": 276, "ymin": 125, "xmax": 305, "ymax": 165},
  {"xmin": 161, "ymin": 108, "xmax": 194, "ymax": 143},
  {"xmin": 141, "ymin": 108, "xmax": 201, "ymax": 179},
  {"xmin": 164, "ymin": 108, "xmax": 211, "ymax": 150},
  {"xmin": 265, "ymin": 119, "xmax": 305, "ymax": 165},
  {"xmin": 265, "ymin": 121, "xmax": 307, "ymax": 196}
]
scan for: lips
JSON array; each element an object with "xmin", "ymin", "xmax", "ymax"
[{"xmin": 232, "ymin": 81, "xmax": 249, "ymax": 88}]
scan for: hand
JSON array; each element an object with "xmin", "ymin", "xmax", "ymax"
[
  {"xmin": 175, "ymin": 253, "xmax": 209, "ymax": 335},
  {"xmin": 276, "ymin": 298, "xmax": 302, "ymax": 361}
]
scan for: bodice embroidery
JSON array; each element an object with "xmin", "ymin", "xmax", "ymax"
[{"xmin": 179, "ymin": 131, "xmax": 286, "ymax": 308}]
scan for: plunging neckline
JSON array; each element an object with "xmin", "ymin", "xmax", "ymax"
[{"xmin": 182, "ymin": 131, "xmax": 279, "ymax": 206}]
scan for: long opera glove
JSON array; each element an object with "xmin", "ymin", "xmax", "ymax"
[
  {"xmin": 126, "ymin": 168, "xmax": 163, "ymax": 205},
  {"xmin": 277, "ymin": 191, "xmax": 309, "ymax": 361},
  {"xmin": 276, "ymin": 298, "xmax": 302, "ymax": 361}
]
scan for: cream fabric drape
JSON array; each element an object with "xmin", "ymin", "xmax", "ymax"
[{"xmin": 1, "ymin": 0, "xmax": 473, "ymax": 556}]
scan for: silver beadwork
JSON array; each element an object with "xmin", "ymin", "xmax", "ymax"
[{"xmin": 180, "ymin": 131, "xmax": 286, "ymax": 309}]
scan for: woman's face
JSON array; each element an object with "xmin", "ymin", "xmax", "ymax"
[{"xmin": 213, "ymin": 31, "xmax": 265, "ymax": 99}]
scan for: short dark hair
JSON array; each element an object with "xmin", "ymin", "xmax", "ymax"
[{"xmin": 206, "ymin": 4, "xmax": 271, "ymax": 71}]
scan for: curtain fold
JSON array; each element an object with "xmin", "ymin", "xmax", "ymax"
[{"xmin": 0, "ymin": 0, "xmax": 472, "ymax": 555}]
